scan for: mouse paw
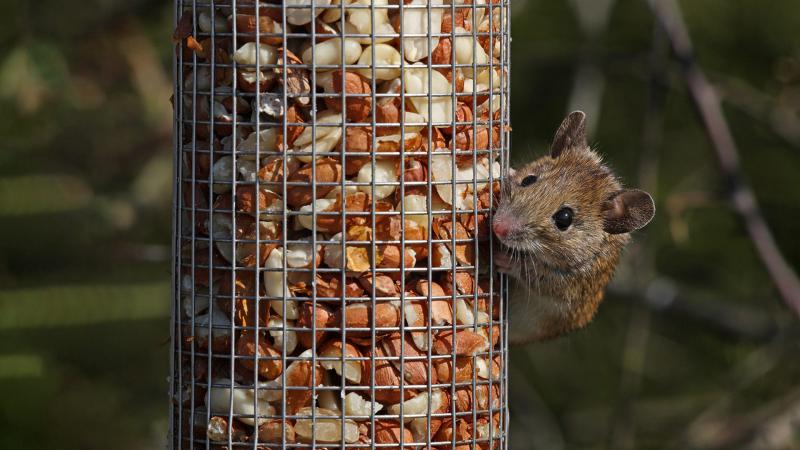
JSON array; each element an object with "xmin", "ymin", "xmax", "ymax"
[{"xmin": 493, "ymin": 251, "xmax": 518, "ymax": 275}]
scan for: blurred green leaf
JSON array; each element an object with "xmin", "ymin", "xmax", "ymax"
[
  {"xmin": 0, "ymin": 282, "xmax": 169, "ymax": 330},
  {"xmin": 0, "ymin": 354, "xmax": 43, "ymax": 378},
  {"xmin": 0, "ymin": 41, "xmax": 69, "ymax": 115},
  {"xmin": 0, "ymin": 174, "xmax": 93, "ymax": 216}
]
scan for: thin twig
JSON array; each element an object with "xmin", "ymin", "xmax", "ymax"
[{"xmin": 646, "ymin": 0, "xmax": 800, "ymax": 318}]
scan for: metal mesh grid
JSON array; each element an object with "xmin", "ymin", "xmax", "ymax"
[{"xmin": 170, "ymin": 0, "xmax": 510, "ymax": 448}]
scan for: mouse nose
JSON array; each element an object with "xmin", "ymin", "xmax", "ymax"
[{"xmin": 493, "ymin": 219, "xmax": 511, "ymax": 239}]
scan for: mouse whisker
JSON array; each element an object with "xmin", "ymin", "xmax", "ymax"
[
  {"xmin": 529, "ymin": 253, "xmax": 541, "ymax": 297},
  {"xmin": 528, "ymin": 250, "xmax": 542, "ymax": 297}
]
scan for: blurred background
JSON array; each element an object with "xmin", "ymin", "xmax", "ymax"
[{"xmin": 1, "ymin": 0, "xmax": 798, "ymax": 448}]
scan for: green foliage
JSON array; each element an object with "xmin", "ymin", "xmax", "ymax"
[
  {"xmin": 506, "ymin": 1, "xmax": 800, "ymax": 448},
  {"xmin": 0, "ymin": 0, "xmax": 797, "ymax": 448}
]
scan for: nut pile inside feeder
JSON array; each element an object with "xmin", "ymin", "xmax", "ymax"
[{"xmin": 175, "ymin": 0, "xmax": 508, "ymax": 447}]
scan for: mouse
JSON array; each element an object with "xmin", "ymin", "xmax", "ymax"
[{"xmin": 492, "ymin": 111, "xmax": 655, "ymax": 344}]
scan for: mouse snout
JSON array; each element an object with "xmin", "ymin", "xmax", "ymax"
[{"xmin": 492, "ymin": 216, "xmax": 519, "ymax": 239}]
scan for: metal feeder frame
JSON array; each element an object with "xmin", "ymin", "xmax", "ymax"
[{"xmin": 170, "ymin": 0, "xmax": 511, "ymax": 448}]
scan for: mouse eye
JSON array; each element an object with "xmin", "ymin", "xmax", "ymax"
[
  {"xmin": 553, "ymin": 207, "xmax": 574, "ymax": 231},
  {"xmin": 520, "ymin": 175, "xmax": 537, "ymax": 187}
]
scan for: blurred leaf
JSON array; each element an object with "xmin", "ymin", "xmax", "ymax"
[
  {"xmin": 0, "ymin": 282, "xmax": 169, "ymax": 330},
  {"xmin": 0, "ymin": 41, "xmax": 69, "ymax": 114},
  {"xmin": 131, "ymin": 153, "xmax": 172, "ymax": 208},
  {"xmin": 0, "ymin": 174, "xmax": 93, "ymax": 216},
  {"xmin": 0, "ymin": 354, "xmax": 43, "ymax": 378}
]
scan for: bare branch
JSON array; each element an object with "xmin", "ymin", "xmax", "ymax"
[{"xmin": 646, "ymin": 0, "xmax": 800, "ymax": 318}]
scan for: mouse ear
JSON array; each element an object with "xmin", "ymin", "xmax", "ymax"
[
  {"xmin": 602, "ymin": 189, "xmax": 655, "ymax": 234},
  {"xmin": 551, "ymin": 111, "xmax": 588, "ymax": 158}
]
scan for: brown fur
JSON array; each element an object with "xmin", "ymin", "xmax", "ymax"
[{"xmin": 494, "ymin": 112, "xmax": 654, "ymax": 343}]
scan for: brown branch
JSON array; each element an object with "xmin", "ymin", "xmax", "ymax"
[{"xmin": 647, "ymin": 0, "xmax": 800, "ymax": 318}]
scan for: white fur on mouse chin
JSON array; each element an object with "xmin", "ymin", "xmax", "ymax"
[{"xmin": 493, "ymin": 111, "xmax": 656, "ymax": 343}]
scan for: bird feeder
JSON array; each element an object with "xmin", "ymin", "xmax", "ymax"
[{"xmin": 170, "ymin": 0, "xmax": 510, "ymax": 448}]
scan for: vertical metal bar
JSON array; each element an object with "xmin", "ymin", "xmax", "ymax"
[
  {"xmin": 421, "ymin": 1, "xmax": 432, "ymax": 448},
  {"xmin": 370, "ymin": 0, "xmax": 383, "ymax": 445},
  {"xmin": 487, "ymin": 3, "xmax": 498, "ymax": 448},
  {"xmin": 309, "ymin": 1, "xmax": 319, "ymax": 448},
  {"xmin": 501, "ymin": 0, "xmax": 511, "ymax": 447},
  {"xmin": 206, "ymin": 0, "xmax": 216, "ymax": 450},
  {"xmin": 403, "ymin": 1, "xmax": 415, "ymax": 446},
  {"xmin": 207, "ymin": 2, "xmax": 219, "ymax": 448},
  {"xmin": 252, "ymin": 1, "xmax": 262, "ymax": 447},
  {"xmin": 279, "ymin": 1, "xmax": 290, "ymax": 448},
  {"xmin": 450, "ymin": 3, "xmax": 460, "ymax": 449},
  {"xmin": 171, "ymin": 0, "xmax": 183, "ymax": 446},
  {"xmin": 499, "ymin": 1, "xmax": 510, "ymax": 444},
  {"xmin": 189, "ymin": 1, "xmax": 207, "ymax": 449},
  {"xmin": 338, "ymin": 1, "xmax": 349, "ymax": 447},
  {"xmin": 225, "ymin": 0, "xmax": 237, "ymax": 445}
]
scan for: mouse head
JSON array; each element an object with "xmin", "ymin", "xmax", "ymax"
[{"xmin": 493, "ymin": 111, "xmax": 655, "ymax": 271}]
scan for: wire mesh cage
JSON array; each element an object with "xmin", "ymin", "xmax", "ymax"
[{"xmin": 171, "ymin": 0, "xmax": 510, "ymax": 447}]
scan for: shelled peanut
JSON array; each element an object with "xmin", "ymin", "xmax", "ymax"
[{"xmin": 174, "ymin": 0, "xmax": 507, "ymax": 447}]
